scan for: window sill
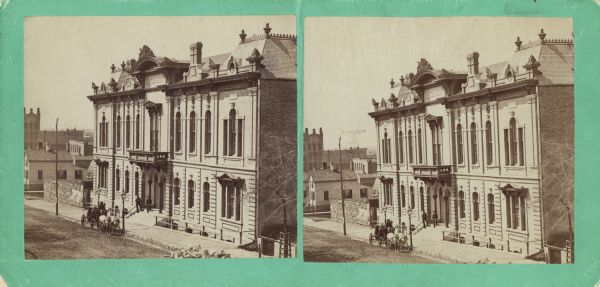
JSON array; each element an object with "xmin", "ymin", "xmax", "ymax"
[
  {"xmin": 506, "ymin": 228, "xmax": 528, "ymax": 235},
  {"xmin": 505, "ymin": 166, "xmax": 526, "ymax": 171},
  {"xmin": 221, "ymin": 218, "xmax": 242, "ymax": 225},
  {"xmin": 222, "ymin": 156, "xmax": 243, "ymax": 161}
]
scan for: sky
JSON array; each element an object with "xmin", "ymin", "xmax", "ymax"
[
  {"xmin": 24, "ymin": 16, "xmax": 295, "ymax": 131},
  {"xmin": 304, "ymin": 17, "xmax": 573, "ymax": 150}
]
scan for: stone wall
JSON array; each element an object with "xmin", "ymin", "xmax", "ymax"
[
  {"xmin": 330, "ymin": 199, "xmax": 371, "ymax": 226},
  {"xmin": 44, "ymin": 179, "xmax": 90, "ymax": 207}
]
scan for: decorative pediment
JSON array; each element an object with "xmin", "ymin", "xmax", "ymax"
[
  {"xmin": 523, "ymin": 55, "xmax": 541, "ymax": 73},
  {"xmin": 144, "ymin": 101, "xmax": 162, "ymax": 113},
  {"xmin": 378, "ymin": 175, "xmax": 393, "ymax": 183},
  {"xmin": 499, "ymin": 184, "xmax": 528, "ymax": 197},
  {"xmin": 108, "ymin": 78, "xmax": 119, "ymax": 92},
  {"xmin": 217, "ymin": 173, "xmax": 245, "ymax": 186},
  {"xmin": 246, "ymin": 48, "xmax": 265, "ymax": 69},
  {"xmin": 424, "ymin": 114, "xmax": 442, "ymax": 124}
]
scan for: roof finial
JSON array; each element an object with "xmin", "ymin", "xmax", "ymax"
[
  {"xmin": 389, "ymin": 78, "xmax": 395, "ymax": 88},
  {"xmin": 515, "ymin": 36, "xmax": 522, "ymax": 51},
  {"xmin": 239, "ymin": 29, "xmax": 247, "ymax": 43},
  {"xmin": 110, "ymin": 63, "xmax": 116, "ymax": 72},
  {"xmin": 539, "ymin": 28, "xmax": 547, "ymax": 43},
  {"xmin": 121, "ymin": 61, "xmax": 126, "ymax": 70},
  {"xmin": 399, "ymin": 75, "xmax": 405, "ymax": 85},
  {"xmin": 264, "ymin": 23, "xmax": 272, "ymax": 36}
]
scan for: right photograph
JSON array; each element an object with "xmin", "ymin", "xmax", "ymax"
[{"xmin": 303, "ymin": 17, "xmax": 574, "ymax": 264}]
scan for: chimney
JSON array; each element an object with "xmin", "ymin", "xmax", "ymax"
[
  {"xmin": 312, "ymin": 128, "xmax": 316, "ymax": 134},
  {"xmin": 304, "ymin": 128, "xmax": 308, "ymax": 134},
  {"xmin": 190, "ymin": 42, "xmax": 203, "ymax": 65},
  {"xmin": 319, "ymin": 127, "xmax": 323, "ymax": 135},
  {"xmin": 467, "ymin": 52, "xmax": 479, "ymax": 74}
]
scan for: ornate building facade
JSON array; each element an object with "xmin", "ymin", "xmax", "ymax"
[
  {"xmin": 87, "ymin": 24, "xmax": 297, "ymax": 244},
  {"xmin": 369, "ymin": 29, "xmax": 573, "ymax": 261}
]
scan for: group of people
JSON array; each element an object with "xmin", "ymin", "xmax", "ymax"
[
  {"xmin": 82, "ymin": 202, "xmax": 122, "ymax": 233},
  {"xmin": 134, "ymin": 195, "xmax": 153, "ymax": 213},
  {"xmin": 370, "ymin": 220, "xmax": 411, "ymax": 252},
  {"xmin": 420, "ymin": 210, "xmax": 439, "ymax": 229}
]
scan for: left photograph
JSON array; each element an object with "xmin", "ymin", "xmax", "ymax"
[{"xmin": 24, "ymin": 16, "xmax": 297, "ymax": 259}]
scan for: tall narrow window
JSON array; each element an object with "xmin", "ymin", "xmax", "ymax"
[
  {"xmin": 135, "ymin": 114, "xmax": 140, "ymax": 150},
  {"xmin": 125, "ymin": 170, "xmax": 129, "ymax": 194},
  {"xmin": 382, "ymin": 132, "xmax": 389, "ymax": 164},
  {"xmin": 506, "ymin": 194, "xmax": 512, "ymax": 228},
  {"xmin": 228, "ymin": 109, "xmax": 236, "ymax": 156},
  {"xmin": 472, "ymin": 192, "xmax": 479, "ymax": 221},
  {"xmin": 173, "ymin": 178, "xmax": 180, "ymax": 206},
  {"xmin": 485, "ymin": 121, "xmax": 492, "ymax": 165},
  {"xmin": 116, "ymin": 169, "xmax": 120, "ymax": 191},
  {"xmin": 512, "ymin": 196, "xmax": 519, "ymax": 229},
  {"xmin": 520, "ymin": 195, "xmax": 526, "ymax": 231},
  {"xmin": 175, "ymin": 112, "xmax": 182, "ymax": 152},
  {"xmin": 203, "ymin": 182, "xmax": 210, "ymax": 212},
  {"xmin": 459, "ymin": 190, "xmax": 465, "ymax": 218},
  {"xmin": 456, "ymin": 124, "xmax": 463, "ymax": 164},
  {"xmin": 504, "ymin": 129, "xmax": 509, "ymax": 165},
  {"xmin": 408, "ymin": 130, "xmax": 414, "ymax": 164},
  {"xmin": 487, "ymin": 194, "xmax": 495, "ymax": 224},
  {"xmin": 188, "ymin": 180, "xmax": 195, "ymax": 209},
  {"xmin": 509, "ymin": 118, "xmax": 517, "ymax": 166},
  {"xmin": 100, "ymin": 116, "xmax": 107, "ymax": 147},
  {"xmin": 237, "ymin": 119, "xmax": 243, "ymax": 156},
  {"xmin": 518, "ymin": 127, "xmax": 524, "ymax": 166},
  {"xmin": 204, "ymin": 110, "xmax": 211, "ymax": 154},
  {"xmin": 419, "ymin": 187, "xmax": 425, "ymax": 211},
  {"xmin": 135, "ymin": 172, "xmax": 139, "ymax": 196},
  {"xmin": 149, "ymin": 114, "xmax": 154, "ymax": 151},
  {"xmin": 223, "ymin": 118, "xmax": 228, "ymax": 156},
  {"xmin": 417, "ymin": 128, "xmax": 423, "ymax": 164},
  {"xmin": 409, "ymin": 186, "xmax": 415, "ymax": 209},
  {"xmin": 470, "ymin": 122, "xmax": 477, "ymax": 164},
  {"xmin": 126, "ymin": 115, "xmax": 131, "ymax": 149},
  {"xmin": 189, "ymin": 111, "xmax": 196, "ymax": 153},
  {"xmin": 401, "ymin": 185, "xmax": 406, "ymax": 208},
  {"xmin": 431, "ymin": 125, "xmax": 437, "ymax": 165},
  {"xmin": 398, "ymin": 131, "xmax": 404, "ymax": 163},
  {"xmin": 384, "ymin": 182, "xmax": 392, "ymax": 206},
  {"xmin": 116, "ymin": 115, "xmax": 121, "ymax": 148},
  {"xmin": 235, "ymin": 185, "xmax": 241, "ymax": 221}
]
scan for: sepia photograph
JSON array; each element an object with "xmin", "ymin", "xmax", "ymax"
[
  {"xmin": 303, "ymin": 17, "xmax": 574, "ymax": 264},
  {"xmin": 24, "ymin": 16, "xmax": 297, "ymax": 259}
]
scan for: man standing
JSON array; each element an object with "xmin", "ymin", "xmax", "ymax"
[
  {"xmin": 135, "ymin": 196, "xmax": 141, "ymax": 213},
  {"xmin": 432, "ymin": 210, "xmax": 438, "ymax": 228},
  {"xmin": 422, "ymin": 211, "xmax": 428, "ymax": 229},
  {"xmin": 146, "ymin": 198, "xmax": 152, "ymax": 213}
]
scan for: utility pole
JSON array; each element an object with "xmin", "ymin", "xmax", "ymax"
[
  {"xmin": 55, "ymin": 118, "xmax": 59, "ymax": 216},
  {"xmin": 339, "ymin": 137, "xmax": 347, "ymax": 236}
]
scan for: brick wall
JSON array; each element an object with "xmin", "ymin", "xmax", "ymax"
[
  {"xmin": 257, "ymin": 79, "xmax": 297, "ymax": 239},
  {"xmin": 538, "ymin": 85, "xmax": 574, "ymax": 248},
  {"xmin": 330, "ymin": 199, "xmax": 371, "ymax": 226},
  {"xmin": 44, "ymin": 179, "xmax": 91, "ymax": 207}
]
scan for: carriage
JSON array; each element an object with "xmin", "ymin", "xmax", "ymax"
[
  {"xmin": 368, "ymin": 224, "xmax": 411, "ymax": 252},
  {"xmin": 80, "ymin": 207, "xmax": 123, "ymax": 235}
]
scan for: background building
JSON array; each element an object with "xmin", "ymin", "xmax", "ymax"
[
  {"xmin": 87, "ymin": 24, "xmax": 297, "ymax": 244},
  {"xmin": 369, "ymin": 30, "xmax": 573, "ymax": 262}
]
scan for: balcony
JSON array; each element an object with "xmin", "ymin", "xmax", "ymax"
[
  {"xmin": 129, "ymin": 150, "xmax": 169, "ymax": 167},
  {"xmin": 411, "ymin": 165, "xmax": 453, "ymax": 180}
]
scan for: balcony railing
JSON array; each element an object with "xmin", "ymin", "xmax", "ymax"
[
  {"xmin": 411, "ymin": 165, "xmax": 453, "ymax": 179},
  {"xmin": 129, "ymin": 150, "xmax": 169, "ymax": 166}
]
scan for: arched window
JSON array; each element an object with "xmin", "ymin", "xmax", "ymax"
[
  {"xmin": 204, "ymin": 110, "xmax": 211, "ymax": 154},
  {"xmin": 509, "ymin": 118, "xmax": 517, "ymax": 166},
  {"xmin": 401, "ymin": 185, "xmax": 406, "ymax": 208},
  {"xmin": 135, "ymin": 114, "xmax": 140, "ymax": 150},
  {"xmin": 100, "ymin": 116, "xmax": 107, "ymax": 147},
  {"xmin": 116, "ymin": 115, "xmax": 121, "ymax": 148},
  {"xmin": 470, "ymin": 122, "xmax": 477, "ymax": 164},
  {"xmin": 203, "ymin": 182, "xmax": 210, "ymax": 212},
  {"xmin": 472, "ymin": 192, "xmax": 479, "ymax": 221},
  {"xmin": 417, "ymin": 128, "xmax": 423, "ymax": 164},
  {"xmin": 125, "ymin": 170, "xmax": 130, "ymax": 194},
  {"xmin": 382, "ymin": 132, "xmax": 390, "ymax": 164},
  {"xmin": 410, "ymin": 186, "xmax": 415, "ymax": 209},
  {"xmin": 408, "ymin": 130, "xmax": 414, "ymax": 164},
  {"xmin": 175, "ymin": 112, "xmax": 182, "ymax": 152},
  {"xmin": 398, "ymin": 131, "xmax": 404, "ymax": 163},
  {"xmin": 189, "ymin": 111, "xmax": 196, "ymax": 153},
  {"xmin": 187, "ymin": 180, "xmax": 195, "ymax": 208},
  {"xmin": 487, "ymin": 193, "xmax": 495, "ymax": 224},
  {"xmin": 116, "ymin": 169, "xmax": 121, "ymax": 191},
  {"xmin": 456, "ymin": 124, "xmax": 463, "ymax": 164},
  {"xmin": 173, "ymin": 178, "xmax": 180, "ymax": 205},
  {"xmin": 485, "ymin": 120, "xmax": 492, "ymax": 165},
  {"xmin": 458, "ymin": 190, "xmax": 465, "ymax": 218},
  {"xmin": 126, "ymin": 115, "xmax": 131, "ymax": 149}
]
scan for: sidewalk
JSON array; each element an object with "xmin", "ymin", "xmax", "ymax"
[
  {"xmin": 25, "ymin": 198, "xmax": 258, "ymax": 258},
  {"xmin": 303, "ymin": 217, "xmax": 541, "ymax": 264}
]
